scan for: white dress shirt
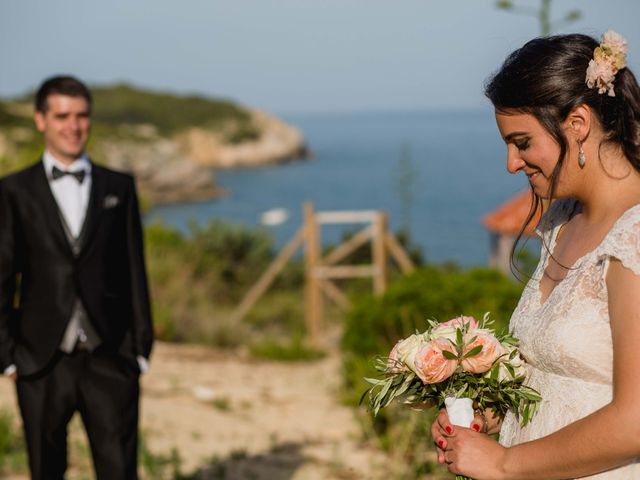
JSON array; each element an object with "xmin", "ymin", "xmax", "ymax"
[{"xmin": 42, "ymin": 151, "xmax": 92, "ymax": 238}]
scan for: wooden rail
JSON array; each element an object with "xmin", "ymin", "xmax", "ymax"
[{"xmin": 230, "ymin": 202, "xmax": 416, "ymax": 343}]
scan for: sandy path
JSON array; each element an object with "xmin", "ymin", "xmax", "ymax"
[{"xmin": 0, "ymin": 342, "xmax": 387, "ymax": 479}]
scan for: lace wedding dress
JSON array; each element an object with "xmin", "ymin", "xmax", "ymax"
[{"xmin": 499, "ymin": 198, "xmax": 640, "ymax": 479}]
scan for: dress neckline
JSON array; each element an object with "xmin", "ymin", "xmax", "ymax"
[{"xmin": 536, "ymin": 200, "xmax": 640, "ymax": 307}]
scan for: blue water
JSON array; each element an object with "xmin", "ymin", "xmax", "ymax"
[{"xmin": 146, "ymin": 109, "xmax": 528, "ymax": 266}]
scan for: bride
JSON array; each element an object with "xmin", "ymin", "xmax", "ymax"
[{"xmin": 431, "ymin": 31, "xmax": 640, "ymax": 479}]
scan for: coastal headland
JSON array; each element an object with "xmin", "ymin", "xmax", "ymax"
[{"xmin": 0, "ymin": 84, "xmax": 309, "ymax": 205}]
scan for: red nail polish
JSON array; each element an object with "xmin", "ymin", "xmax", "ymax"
[
  {"xmin": 472, "ymin": 424, "xmax": 480, "ymax": 432},
  {"xmin": 445, "ymin": 426, "xmax": 453, "ymax": 434},
  {"xmin": 438, "ymin": 439, "xmax": 445, "ymax": 448}
]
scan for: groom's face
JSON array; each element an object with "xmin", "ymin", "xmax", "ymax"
[{"xmin": 34, "ymin": 94, "xmax": 91, "ymax": 165}]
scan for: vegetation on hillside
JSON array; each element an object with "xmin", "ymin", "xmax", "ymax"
[
  {"xmin": 91, "ymin": 84, "xmax": 251, "ymax": 135},
  {"xmin": 0, "ymin": 84, "xmax": 261, "ymax": 177}
]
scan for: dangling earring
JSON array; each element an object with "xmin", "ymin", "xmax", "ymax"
[{"xmin": 578, "ymin": 141, "xmax": 586, "ymax": 168}]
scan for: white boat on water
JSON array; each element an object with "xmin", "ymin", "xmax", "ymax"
[{"xmin": 260, "ymin": 208, "xmax": 289, "ymax": 226}]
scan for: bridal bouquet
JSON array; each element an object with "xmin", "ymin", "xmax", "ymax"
[{"xmin": 364, "ymin": 314, "xmax": 541, "ymax": 478}]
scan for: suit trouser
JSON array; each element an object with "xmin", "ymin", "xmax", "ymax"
[{"xmin": 15, "ymin": 348, "xmax": 140, "ymax": 480}]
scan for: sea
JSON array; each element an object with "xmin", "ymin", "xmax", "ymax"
[{"xmin": 146, "ymin": 108, "xmax": 529, "ymax": 267}]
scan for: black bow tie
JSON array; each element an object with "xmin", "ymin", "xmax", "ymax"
[{"xmin": 52, "ymin": 166, "xmax": 86, "ymax": 184}]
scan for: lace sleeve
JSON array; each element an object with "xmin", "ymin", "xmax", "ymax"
[{"xmin": 598, "ymin": 206, "xmax": 640, "ymax": 277}]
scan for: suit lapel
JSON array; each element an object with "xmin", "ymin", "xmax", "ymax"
[
  {"xmin": 79, "ymin": 162, "xmax": 106, "ymax": 254},
  {"xmin": 31, "ymin": 162, "xmax": 75, "ymax": 258}
]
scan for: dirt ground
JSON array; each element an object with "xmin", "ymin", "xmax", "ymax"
[{"xmin": 0, "ymin": 341, "xmax": 390, "ymax": 479}]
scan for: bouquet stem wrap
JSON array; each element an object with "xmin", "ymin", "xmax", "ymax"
[
  {"xmin": 444, "ymin": 396, "xmax": 474, "ymax": 427},
  {"xmin": 445, "ymin": 397, "xmax": 475, "ymax": 480}
]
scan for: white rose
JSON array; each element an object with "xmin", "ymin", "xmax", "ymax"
[
  {"xmin": 388, "ymin": 334, "xmax": 427, "ymax": 374},
  {"xmin": 429, "ymin": 325, "xmax": 458, "ymax": 343},
  {"xmin": 488, "ymin": 344, "xmax": 528, "ymax": 382}
]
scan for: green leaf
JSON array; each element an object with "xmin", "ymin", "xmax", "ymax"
[
  {"xmin": 442, "ymin": 350, "xmax": 458, "ymax": 360},
  {"xmin": 463, "ymin": 345, "xmax": 483, "ymax": 358},
  {"xmin": 363, "ymin": 377, "xmax": 387, "ymax": 386},
  {"xmin": 505, "ymin": 363, "xmax": 515, "ymax": 379},
  {"xmin": 359, "ymin": 388, "xmax": 370, "ymax": 406},
  {"xmin": 520, "ymin": 390, "xmax": 542, "ymax": 401}
]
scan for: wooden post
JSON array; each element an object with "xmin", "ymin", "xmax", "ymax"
[
  {"xmin": 372, "ymin": 211, "xmax": 388, "ymax": 295},
  {"xmin": 304, "ymin": 202, "xmax": 322, "ymax": 343}
]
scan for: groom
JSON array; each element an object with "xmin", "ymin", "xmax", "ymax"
[{"xmin": 0, "ymin": 76, "xmax": 153, "ymax": 479}]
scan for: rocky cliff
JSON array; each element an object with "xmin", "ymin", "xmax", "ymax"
[{"xmin": 179, "ymin": 109, "xmax": 308, "ymax": 169}]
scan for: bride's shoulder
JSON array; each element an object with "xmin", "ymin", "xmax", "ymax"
[{"xmin": 598, "ymin": 203, "xmax": 640, "ymax": 276}]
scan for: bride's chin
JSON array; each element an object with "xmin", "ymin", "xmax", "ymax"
[{"xmin": 529, "ymin": 182, "xmax": 552, "ymax": 199}]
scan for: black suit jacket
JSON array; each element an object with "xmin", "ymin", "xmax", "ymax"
[{"xmin": 0, "ymin": 160, "xmax": 153, "ymax": 376}]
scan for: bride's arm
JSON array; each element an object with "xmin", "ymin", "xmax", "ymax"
[{"xmin": 442, "ymin": 258, "xmax": 640, "ymax": 480}]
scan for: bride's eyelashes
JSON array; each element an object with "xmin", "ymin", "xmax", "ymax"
[{"xmin": 515, "ymin": 139, "xmax": 531, "ymax": 151}]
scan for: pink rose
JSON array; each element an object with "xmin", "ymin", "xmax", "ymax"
[
  {"xmin": 430, "ymin": 316, "xmax": 479, "ymax": 343},
  {"xmin": 441, "ymin": 315, "xmax": 478, "ymax": 330},
  {"xmin": 461, "ymin": 330, "xmax": 504, "ymax": 374},
  {"xmin": 413, "ymin": 339, "xmax": 458, "ymax": 384}
]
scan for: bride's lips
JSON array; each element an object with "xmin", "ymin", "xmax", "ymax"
[{"xmin": 526, "ymin": 171, "xmax": 540, "ymax": 181}]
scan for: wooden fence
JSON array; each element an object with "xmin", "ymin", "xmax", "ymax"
[{"xmin": 230, "ymin": 202, "xmax": 415, "ymax": 342}]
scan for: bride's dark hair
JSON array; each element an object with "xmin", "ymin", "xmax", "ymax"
[{"xmin": 484, "ymin": 33, "xmax": 640, "ymax": 273}]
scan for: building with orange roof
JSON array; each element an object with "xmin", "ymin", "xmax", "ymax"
[{"xmin": 482, "ymin": 189, "xmax": 541, "ymax": 274}]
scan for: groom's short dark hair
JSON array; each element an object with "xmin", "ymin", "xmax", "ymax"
[{"xmin": 35, "ymin": 75, "xmax": 92, "ymax": 113}]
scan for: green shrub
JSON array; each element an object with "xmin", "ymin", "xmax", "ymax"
[
  {"xmin": 186, "ymin": 220, "xmax": 273, "ymax": 302},
  {"xmin": 225, "ymin": 124, "xmax": 261, "ymax": 144},
  {"xmin": 342, "ymin": 265, "xmax": 523, "ymax": 358},
  {"xmin": 144, "ymin": 220, "xmax": 306, "ymax": 348}
]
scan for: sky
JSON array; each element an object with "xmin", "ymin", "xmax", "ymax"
[{"xmin": 1, "ymin": 0, "xmax": 639, "ymax": 114}]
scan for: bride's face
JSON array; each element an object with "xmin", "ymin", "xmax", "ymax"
[{"xmin": 495, "ymin": 111, "xmax": 570, "ymax": 199}]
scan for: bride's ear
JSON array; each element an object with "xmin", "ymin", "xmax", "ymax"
[{"xmin": 564, "ymin": 104, "xmax": 592, "ymax": 142}]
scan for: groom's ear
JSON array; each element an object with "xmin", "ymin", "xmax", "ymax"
[
  {"xmin": 34, "ymin": 111, "xmax": 46, "ymax": 132},
  {"xmin": 564, "ymin": 104, "xmax": 592, "ymax": 141}
]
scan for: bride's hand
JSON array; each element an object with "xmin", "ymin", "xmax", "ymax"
[
  {"xmin": 478, "ymin": 407, "xmax": 504, "ymax": 435},
  {"xmin": 442, "ymin": 427, "xmax": 508, "ymax": 480},
  {"xmin": 430, "ymin": 408, "xmax": 492, "ymax": 464}
]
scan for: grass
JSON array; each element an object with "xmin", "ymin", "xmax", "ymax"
[
  {"xmin": 139, "ymin": 434, "xmax": 184, "ymax": 480},
  {"xmin": 210, "ymin": 397, "xmax": 232, "ymax": 412},
  {"xmin": 249, "ymin": 336, "xmax": 326, "ymax": 362},
  {"xmin": 0, "ymin": 409, "xmax": 27, "ymax": 475}
]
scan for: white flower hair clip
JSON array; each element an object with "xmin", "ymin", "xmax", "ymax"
[{"xmin": 585, "ymin": 30, "xmax": 628, "ymax": 97}]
